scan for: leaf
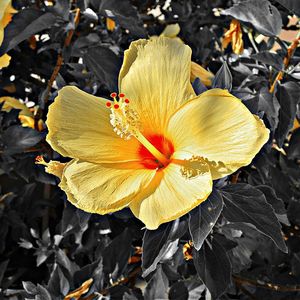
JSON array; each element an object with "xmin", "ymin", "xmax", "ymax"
[
  {"xmin": 251, "ymin": 51, "xmax": 284, "ymax": 70},
  {"xmin": 192, "ymin": 77, "xmax": 207, "ymax": 95},
  {"xmin": 84, "ymin": 46, "xmax": 121, "ymax": 91},
  {"xmin": 211, "ymin": 61, "xmax": 232, "ymax": 90},
  {"xmin": 35, "ymin": 284, "xmax": 52, "ymax": 300},
  {"xmin": 221, "ymin": 183, "xmax": 287, "ymax": 253},
  {"xmin": 189, "ymin": 189, "xmax": 223, "ymax": 250},
  {"xmin": 274, "ymin": 0, "xmax": 300, "ymax": 16},
  {"xmin": 256, "ymin": 185, "xmax": 286, "ymax": 214},
  {"xmin": 275, "ymin": 82, "xmax": 300, "ymax": 147},
  {"xmin": 103, "ymin": 228, "xmax": 132, "ymax": 279},
  {"xmin": 169, "ymin": 281, "xmax": 189, "ymax": 300},
  {"xmin": 142, "ymin": 220, "xmax": 180, "ymax": 277},
  {"xmin": 0, "ymin": 260, "xmax": 9, "ymax": 285},
  {"xmin": 2, "ymin": 125, "xmax": 43, "ymax": 155},
  {"xmin": 0, "ymin": 9, "xmax": 57, "ymax": 55},
  {"xmin": 287, "ymin": 128, "xmax": 300, "ymax": 159},
  {"xmin": 98, "ymin": 0, "xmax": 146, "ymax": 37},
  {"xmin": 222, "ymin": 0, "xmax": 282, "ymax": 37},
  {"xmin": 22, "ymin": 281, "xmax": 38, "ymax": 295},
  {"xmin": 47, "ymin": 266, "xmax": 70, "ymax": 297},
  {"xmin": 193, "ymin": 239, "xmax": 231, "ymax": 299},
  {"xmin": 144, "ymin": 266, "xmax": 169, "ymax": 300},
  {"xmin": 258, "ymin": 86, "xmax": 280, "ymax": 130}
]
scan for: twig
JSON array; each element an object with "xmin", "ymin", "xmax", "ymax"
[
  {"xmin": 233, "ymin": 274, "xmax": 300, "ymax": 292},
  {"xmin": 231, "ymin": 171, "xmax": 240, "ymax": 184},
  {"xmin": 99, "ymin": 267, "xmax": 142, "ymax": 296},
  {"xmin": 269, "ymin": 36, "xmax": 300, "ymax": 93},
  {"xmin": 43, "ymin": 8, "xmax": 80, "ymax": 105}
]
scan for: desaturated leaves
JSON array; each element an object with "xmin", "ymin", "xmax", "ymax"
[
  {"xmin": 221, "ymin": 183, "xmax": 287, "ymax": 253},
  {"xmin": 189, "ymin": 189, "xmax": 223, "ymax": 251},
  {"xmin": 83, "ymin": 46, "xmax": 121, "ymax": 91},
  {"xmin": 0, "ymin": 9, "xmax": 57, "ymax": 55},
  {"xmin": 222, "ymin": 0, "xmax": 282, "ymax": 36}
]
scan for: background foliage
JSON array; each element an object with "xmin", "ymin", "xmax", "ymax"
[{"xmin": 0, "ymin": 0, "xmax": 300, "ymax": 299}]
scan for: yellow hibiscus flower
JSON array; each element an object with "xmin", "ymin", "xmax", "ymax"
[
  {"xmin": 0, "ymin": 0, "xmax": 17, "ymax": 69},
  {"xmin": 44, "ymin": 37, "xmax": 269, "ymax": 229}
]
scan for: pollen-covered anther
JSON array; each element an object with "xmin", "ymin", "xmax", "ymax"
[
  {"xmin": 180, "ymin": 156, "xmax": 209, "ymax": 179},
  {"xmin": 109, "ymin": 100, "xmax": 141, "ymax": 140}
]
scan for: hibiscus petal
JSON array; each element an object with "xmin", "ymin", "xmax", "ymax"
[
  {"xmin": 46, "ymin": 86, "xmax": 141, "ymax": 163},
  {"xmin": 60, "ymin": 159, "xmax": 157, "ymax": 214},
  {"xmin": 119, "ymin": 36, "xmax": 195, "ymax": 135},
  {"xmin": 130, "ymin": 160, "xmax": 212, "ymax": 229},
  {"xmin": 166, "ymin": 89, "xmax": 270, "ymax": 179}
]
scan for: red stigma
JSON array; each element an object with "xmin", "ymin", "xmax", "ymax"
[
  {"xmin": 138, "ymin": 135, "xmax": 174, "ymax": 169},
  {"xmin": 125, "ymin": 99, "xmax": 130, "ymax": 104},
  {"xmin": 119, "ymin": 93, "xmax": 125, "ymax": 98},
  {"xmin": 106, "ymin": 102, "xmax": 112, "ymax": 107},
  {"xmin": 110, "ymin": 92, "xmax": 117, "ymax": 98},
  {"xmin": 114, "ymin": 104, "xmax": 119, "ymax": 109}
]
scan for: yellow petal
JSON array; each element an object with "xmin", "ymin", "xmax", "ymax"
[
  {"xmin": 0, "ymin": 53, "xmax": 11, "ymax": 69},
  {"xmin": 190, "ymin": 61, "xmax": 214, "ymax": 87},
  {"xmin": 0, "ymin": 0, "xmax": 17, "ymax": 45},
  {"xmin": 160, "ymin": 23, "xmax": 180, "ymax": 38},
  {"xmin": 0, "ymin": 96, "xmax": 32, "ymax": 115},
  {"xmin": 46, "ymin": 86, "xmax": 141, "ymax": 163},
  {"xmin": 119, "ymin": 36, "xmax": 195, "ymax": 135},
  {"xmin": 130, "ymin": 159, "xmax": 212, "ymax": 229},
  {"xmin": 0, "ymin": 0, "xmax": 11, "ymax": 23},
  {"xmin": 166, "ymin": 89, "xmax": 269, "ymax": 179},
  {"xmin": 60, "ymin": 159, "xmax": 156, "ymax": 214}
]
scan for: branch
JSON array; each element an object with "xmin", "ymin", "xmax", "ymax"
[
  {"xmin": 233, "ymin": 274, "xmax": 300, "ymax": 292},
  {"xmin": 269, "ymin": 36, "xmax": 300, "ymax": 93},
  {"xmin": 43, "ymin": 8, "xmax": 81, "ymax": 105}
]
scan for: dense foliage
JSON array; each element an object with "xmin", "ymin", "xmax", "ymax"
[{"xmin": 0, "ymin": 0, "xmax": 300, "ymax": 299}]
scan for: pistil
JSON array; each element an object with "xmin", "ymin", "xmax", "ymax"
[{"xmin": 106, "ymin": 93, "xmax": 171, "ymax": 168}]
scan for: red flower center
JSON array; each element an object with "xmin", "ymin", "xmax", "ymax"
[{"xmin": 138, "ymin": 134, "xmax": 174, "ymax": 169}]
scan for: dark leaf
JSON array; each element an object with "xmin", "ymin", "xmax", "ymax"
[
  {"xmin": 142, "ymin": 220, "xmax": 180, "ymax": 277},
  {"xmin": 275, "ymin": 82, "xmax": 300, "ymax": 147},
  {"xmin": 287, "ymin": 128, "xmax": 300, "ymax": 159},
  {"xmin": 84, "ymin": 46, "xmax": 121, "ymax": 91},
  {"xmin": 192, "ymin": 77, "xmax": 207, "ymax": 95},
  {"xmin": 221, "ymin": 184, "xmax": 287, "ymax": 253},
  {"xmin": 103, "ymin": 228, "xmax": 132, "ymax": 279},
  {"xmin": 193, "ymin": 239, "xmax": 231, "ymax": 299},
  {"xmin": 144, "ymin": 266, "xmax": 169, "ymax": 300},
  {"xmin": 35, "ymin": 284, "xmax": 52, "ymax": 300},
  {"xmin": 99, "ymin": 0, "xmax": 146, "ymax": 37},
  {"xmin": 0, "ymin": 9, "xmax": 57, "ymax": 55},
  {"xmin": 47, "ymin": 266, "xmax": 70, "ymax": 297},
  {"xmin": 2, "ymin": 125, "xmax": 43, "ymax": 155},
  {"xmin": 251, "ymin": 51, "xmax": 284, "ymax": 70},
  {"xmin": 169, "ymin": 281, "xmax": 189, "ymax": 300},
  {"xmin": 258, "ymin": 86, "xmax": 280, "ymax": 130},
  {"xmin": 22, "ymin": 281, "xmax": 37, "ymax": 295},
  {"xmin": 0, "ymin": 260, "xmax": 9, "ymax": 285},
  {"xmin": 256, "ymin": 185, "xmax": 286, "ymax": 214},
  {"xmin": 222, "ymin": 0, "xmax": 282, "ymax": 36},
  {"xmin": 212, "ymin": 61, "xmax": 232, "ymax": 90},
  {"xmin": 275, "ymin": 0, "xmax": 300, "ymax": 15},
  {"xmin": 189, "ymin": 189, "xmax": 223, "ymax": 250}
]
